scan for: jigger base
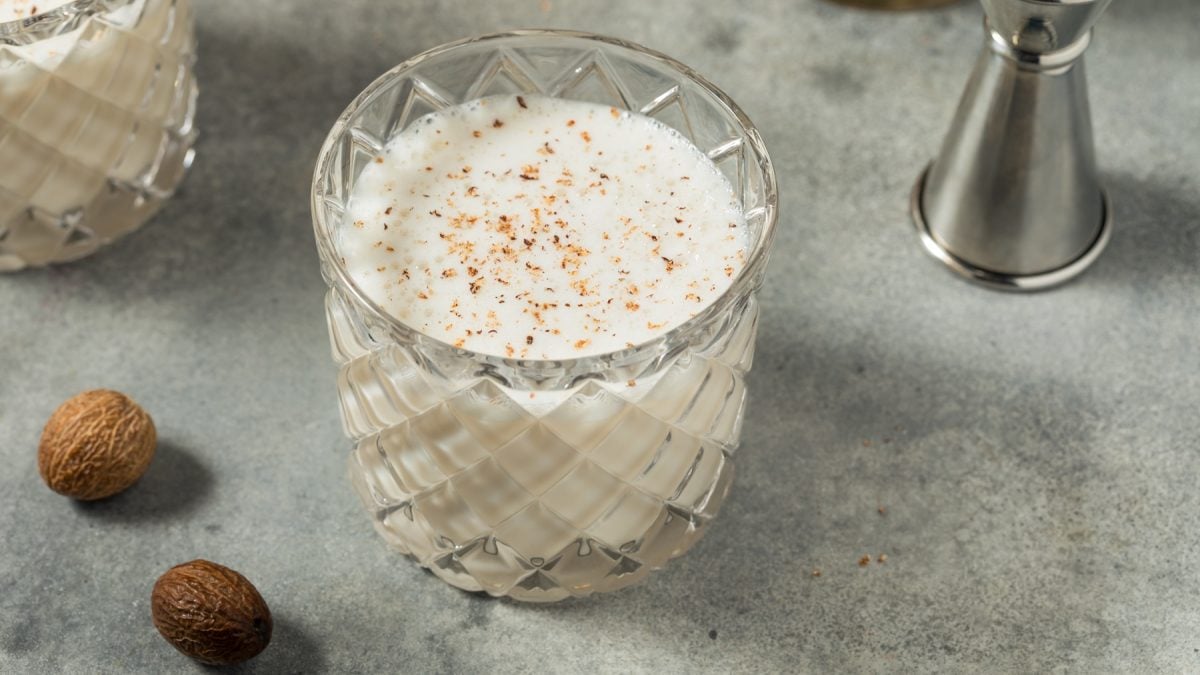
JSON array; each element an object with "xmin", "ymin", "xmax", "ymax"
[{"xmin": 910, "ymin": 165, "xmax": 1113, "ymax": 292}]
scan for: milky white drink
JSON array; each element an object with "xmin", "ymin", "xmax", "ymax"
[
  {"xmin": 335, "ymin": 93, "xmax": 758, "ymax": 600},
  {"xmin": 0, "ymin": 0, "xmax": 197, "ymax": 269},
  {"xmin": 342, "ymin": 95, "xmax": 748, "ymax": 359}
]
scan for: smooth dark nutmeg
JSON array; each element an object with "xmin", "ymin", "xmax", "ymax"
[{"xmin": 151, "ymin": 560, "xmax": 272, "ymax": 666}]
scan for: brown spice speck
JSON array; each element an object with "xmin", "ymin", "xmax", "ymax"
[
  {"xmin": 516, "ymin": 95, "xmax": 528, "ymax": 109},
  {"xmin": 878, "ymin": 554, "xmax": 888, "ymax": 564},
  {"xmin": 812, "ymin": 569, "xmax": 822, "ymax": 578},
  {"xmin": 858, "ymin": 555, "xmax": 871, "ymax": 568},
  {"xmin": 493, "ymin": 119, "xmax": 504, "ymax": 128}
]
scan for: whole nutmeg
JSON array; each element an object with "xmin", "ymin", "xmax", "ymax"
[
  {"xmin": 38, "ymin": 389, "xmax": 157, "ymax": 500},
  {"xmin": 151, "ymin": 560, "xmax": 273, "ymax": 666}
]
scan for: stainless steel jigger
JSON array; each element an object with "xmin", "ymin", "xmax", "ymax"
[{"xmin": 911, "ymin": 0, "xmax": 1114, "ymax": 291}]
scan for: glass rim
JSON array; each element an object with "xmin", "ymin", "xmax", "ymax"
[
  {"xmin": 311, "ymin": 28, "xmax": 778, "ymax": 378},
  {"xmin": 0, "ymin": 0, "xmax": 138, "ymax": 40}
]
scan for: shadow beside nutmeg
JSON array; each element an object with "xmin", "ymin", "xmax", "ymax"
[
  {"xmin": 71, "ymin": 441, "xmax": 213, "ymax": 523},
  {"xmin": 218, "ymin": 618, "xmax": 327, "ymax": 675}
]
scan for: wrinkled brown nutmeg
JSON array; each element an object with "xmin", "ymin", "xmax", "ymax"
[
  {"xmin": 38, "ymin": 389, "xmax": 157, "ymax": 500},
  {"xmin": 151, "ymin": 560, "xmax": 273, "ymax": 666}
]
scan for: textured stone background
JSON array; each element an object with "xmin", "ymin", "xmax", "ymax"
[{"xmin": 2, "ymin": 0, "xmax": 1199, "ymax": 671}]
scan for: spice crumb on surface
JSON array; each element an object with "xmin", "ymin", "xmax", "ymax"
[{"xmin": 858, "ymin": 555, "xmax": 872, "ymax": 567}]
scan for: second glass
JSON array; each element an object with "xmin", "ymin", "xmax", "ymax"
[
  {"xmin": 0, "ymin": 0, "xmax": 198, "ymax": 270},
  {"xmin": 312, "ymin": 30, "xmax": 778, "ymax": 601}
]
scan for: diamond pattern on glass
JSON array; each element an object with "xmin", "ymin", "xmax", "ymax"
[{"xmin": 338, "ymin": 289, "xmax": 754, "ymax": 600}]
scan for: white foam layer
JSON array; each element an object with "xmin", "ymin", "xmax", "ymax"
[
  {"xmin": 342, "ymin": 95, "xmax": 748, "ymax": 360},
  {"xmin": 0, "ymin": 0, "xmax": 71, "ymax": 23}
]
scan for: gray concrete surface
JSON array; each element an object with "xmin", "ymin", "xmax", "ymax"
[{"xmin": 3, "ymin": 0, "xmax": 1199, "ymax": 671}]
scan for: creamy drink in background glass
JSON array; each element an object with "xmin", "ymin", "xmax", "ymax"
[
  {"xmin": 312, "ymin": 31, "xmax": 777, "ymax": 601},
  {"xmin": 0, "ymin": 0, "xmax": 197, "ymax": 270}
]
